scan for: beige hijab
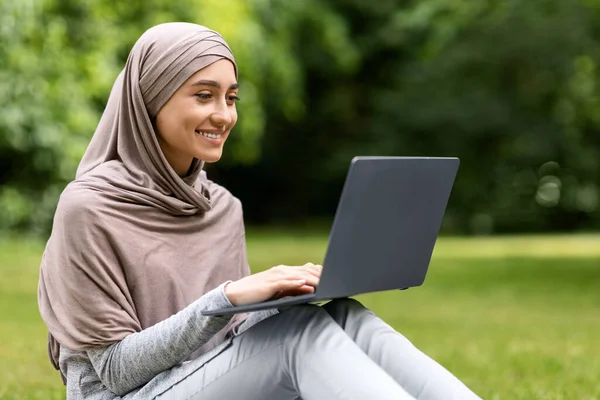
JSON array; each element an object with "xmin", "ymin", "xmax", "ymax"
[{"xmin": 38, "ymin": 22, "xmax": 249, "ymax": 376}]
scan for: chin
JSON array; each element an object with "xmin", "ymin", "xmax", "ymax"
[{"xmin": 199, "ymin": 151, "xmax": 223, "ymax": 164}]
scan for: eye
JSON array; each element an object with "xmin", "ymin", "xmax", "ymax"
[
  {"xmin": 195, "ymin": 93, "xmax": 212, "ymax": 101},
  {"xmin": 227, "ymin": 95, "xmax": 240, "ymax": 105}
]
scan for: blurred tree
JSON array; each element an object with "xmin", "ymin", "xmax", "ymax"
[
  {"xmin": 0, "ymin": 0, "xmax": 311, "ymax": 233},
  {"xmin": 0, "ymin": 0, "xmax": 599, "ymax": 234},
  {"xmin": 215, "ymin": 0, "xmax": 600, "ymax": 233}
]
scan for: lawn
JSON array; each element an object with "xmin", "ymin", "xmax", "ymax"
[{"xmin": 0, "ymin": 233, "xmax": 599, "ymax": 399}]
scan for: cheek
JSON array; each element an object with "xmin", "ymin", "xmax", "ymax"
[
  {"xmin": 154, "ymin": 113, "xmax": 173, "ymax": 141},
  {"xmin": 155, "ymin": 104, "xmax": 183, "ymax": 138},
  {"xmin": 188, "ymin": 105, "xmax": 212, "ymax": 124}
]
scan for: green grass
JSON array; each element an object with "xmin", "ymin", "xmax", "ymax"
[{"xmin": 1, "ymin": 234, "xmax": 599, "ymax": 399}]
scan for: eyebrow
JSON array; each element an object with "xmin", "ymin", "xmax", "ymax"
[{"xmin": 191, "ymin": 79, "xmax": 239, "ymax": 90}]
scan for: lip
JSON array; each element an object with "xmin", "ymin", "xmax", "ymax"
[{"xmin": 195, "ymin": 130, "xmax": 227, "ymax": 146}]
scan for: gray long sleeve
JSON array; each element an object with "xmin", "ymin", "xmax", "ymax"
[{"xmin": 86, "ymin": 283, "xmax": 234, "ymax": 396}]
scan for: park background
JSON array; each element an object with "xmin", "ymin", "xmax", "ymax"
[{"xmin": 0, "ymin": 0, "xmax": 599, "ymax": 398}]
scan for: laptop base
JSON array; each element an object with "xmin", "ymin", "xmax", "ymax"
[{"xmin": 203, "ymin": 292, "xmax": 319, "ymax": 316}]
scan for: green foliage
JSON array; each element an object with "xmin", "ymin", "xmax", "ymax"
[
  {"xmin": 1, "ymin": 0, "xmax": 599, "ymax": 234},
  {"xmin": 216, "ymin": 0, "xmax": 600, "ymax": 233}
]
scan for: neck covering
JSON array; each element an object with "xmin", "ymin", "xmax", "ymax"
[{"xmin": 37, "ymin": 22, "xmax": 249, "ymax": 379}]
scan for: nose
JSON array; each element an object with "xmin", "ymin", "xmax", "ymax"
[{"xmin": 210, "ymin": 106, "xmax": 232, "ymax": 128}]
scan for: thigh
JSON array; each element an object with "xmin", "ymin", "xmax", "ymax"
[
  {"xmin": 144, "ymin": 304, "xmax": 413, "ymax": 400},
  {"xmin": 143, "ymin": 311, "xmax": 302, "ymax": 400},
  {"xmin": 153, "ymin": 341, "xmax": 297, "ymax": 400}
]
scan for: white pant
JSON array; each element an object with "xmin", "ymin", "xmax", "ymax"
[{"xmin": 150, "ymin": 299, "xmax": 480, "ymax": 399}]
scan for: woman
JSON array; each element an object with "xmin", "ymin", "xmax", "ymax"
[{"xmin": 38, "ymin": 22, "xmax": 480, "ymax": 399}]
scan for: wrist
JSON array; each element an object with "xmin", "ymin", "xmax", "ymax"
[{"xmin": 224, "ymin": 281, "xmax": 239, "ymax": 306}]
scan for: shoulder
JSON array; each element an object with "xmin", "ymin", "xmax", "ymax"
[{"xmin": 54, "ymin": 181, "xmax": 109, "ymax": 228}]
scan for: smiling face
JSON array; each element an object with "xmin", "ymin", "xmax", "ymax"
[{"xmin": 154, "ymin": 59, "xmax": 239, "ymax": 177}]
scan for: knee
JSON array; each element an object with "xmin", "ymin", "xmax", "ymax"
[
  {"xmin": 322, "ymin": 298, "xmax": 370, "ymax": 323},
  {"xmin": 322, "ymin": 297, "xmax": 367, "ymax": 316},
  {"xmin": 328, "ymin": 297, "xmax": 365, "ymax": 310}
]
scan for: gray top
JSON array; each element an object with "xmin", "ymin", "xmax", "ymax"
[{"xmin": 59, "ymin": 283, "xmax": 277, "ymax": 399}]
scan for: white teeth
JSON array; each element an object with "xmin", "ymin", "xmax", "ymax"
[{"xmin": 196, "ymin": 131, "xmax": 221, "ymax": 139}]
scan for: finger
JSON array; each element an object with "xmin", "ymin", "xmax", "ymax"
[
  {"xmin": 273, "ymin": 267, "xmax": 320, "ymax": 287},
  {"xmin": 308, "ymin": 264, "xmax": 323, "ymax": 277},
  {"xmin": 298, "ymin": 272, "xmax": 320, "ymax": 287},
  {"xmin": 296, "ymin": 263, "xmax": 321, "ymax": 278},
  {"xmin": 290, "ymin": 268, "xmax": 320, "ymax": 285},
  {"xmin": 304, "ymin": 263, "xmax": 322, "ymax": 271},
  {"xmin": 273, "ymin": 278, "xmax": 307, "ymax": 293},
  {"xmin": 303, "ymin": 262, "xmax": 322, "ymax": 271},
  {"xmin": 277, "ymin": 266, "xmax": 316, "ymax": 279},
  {"xmin": 299, "ymin": 265, "xmax": 322, "ymax": 280},
  {"xmin": 274, "ymin": 264, "xmax": 320, "ymax": 276}
]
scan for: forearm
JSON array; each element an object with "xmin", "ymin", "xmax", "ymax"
[{"xmin": 87, "ymin": 284, "xmax": 233, "ymax": 395}]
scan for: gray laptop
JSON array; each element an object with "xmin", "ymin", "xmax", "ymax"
[{"xmin": 203, "ymin": 156, "xmax": 459, "ymax": 316}]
